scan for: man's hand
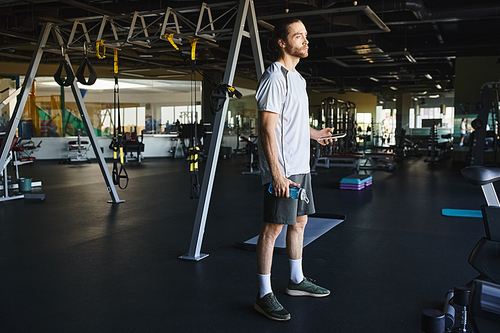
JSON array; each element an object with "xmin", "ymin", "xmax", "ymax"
[
  {"xmin": 271, "ymin": 176, "xmax": 300, "ymax": 198},
  {"xmin": 311, "ymin": 127, "xmax": 334, "ymax": 146}
]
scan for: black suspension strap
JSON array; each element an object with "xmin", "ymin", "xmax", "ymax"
[
  {"xmin": 76, "ymin": 43, "xmax": 97, "ymax": 86},
  {"xmin": 110, "ymin": 49, "xmax": 129, "ymax": 190},
  {"xmin": 54, "ymin": 46, "xmax": 75, "ymax": 87},
  {"xmin": 189, "ymin": 38, "xmax": 200, "ymax": 199}
]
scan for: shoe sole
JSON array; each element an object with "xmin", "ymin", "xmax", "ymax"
[
  {"xmin": 285, "ymin": 288, "xmax": 331, "ymax": 297},
  {"xmin": 254, "ymin": 303, "xmax": 291, "ymax": 321}
]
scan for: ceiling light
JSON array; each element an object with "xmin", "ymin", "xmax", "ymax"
[
  {"xmin": 379, "ymin": 100, "xmax": 384, "ymax": 104},
  {"xmin": 404, "ymin": 51, "xmax": 416, "ymax": 63},
  {"xmin": 429, "ymin": 94, "xmax": 440, "ymax": 98},
  {"xmin": 425, "ymin": 73, "xmax": 433, "ymax": 80},
  {"xmin": 320, "ymin": 77, "xmax": 335, "ymax": 83},
  {"xmin": 390, "ymin": 86, "xmax": 397, "ymax": 90},
  {"xmin": 369, "ymin": 77, "xmax": 379, "ymax": 82},
  {"xmin": 436, "ymin": 84, "xmax": 442, "ymax": 89},
  {"xmin": 40, "ymin": 79, "xmax": 146, "ymax": 90}
]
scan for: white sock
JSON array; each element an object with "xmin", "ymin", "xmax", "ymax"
[
  {"xmin": 289, "ymin": 258, "xmax": 304, "ymax": 284},
  {"xmin": 258, "ymin": 274, "xmax": 272, "ymax": 298}
]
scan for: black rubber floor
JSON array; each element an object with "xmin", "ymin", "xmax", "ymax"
[{"xmin": 0, "ymin": 153, "xmax": 488, "ymax": 332}]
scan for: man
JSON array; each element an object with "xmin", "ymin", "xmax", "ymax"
[
  {"xmin": 254, "ymin": 18, "xmax": 334, "ymax": 321},
  {"xmin": 460, "ymin": 118, "xmax": 467, "ymax": 146}
]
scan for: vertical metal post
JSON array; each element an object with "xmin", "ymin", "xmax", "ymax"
[
  {"xmin": 246, "ymin": 0, "xmax": 265, "ymax": 79},
  {"xmin": 180, "ymin": 0, "xmax": 264, "ymax": 261},
  {"xmin": 53, "ymin": 27, "xmax": 124, "ymax": 204},
  {"xmin": 0, "ymin": 23, "xmax": 53, "ymax": 173}
]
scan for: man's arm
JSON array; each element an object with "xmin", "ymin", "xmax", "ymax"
[
  {"xmin": 259, "ymin": 111, "xmax": 300, "ymax": 198},
  {"xmin": 310, "ymin": 127, "xmax": 334, "ymax": 145}
]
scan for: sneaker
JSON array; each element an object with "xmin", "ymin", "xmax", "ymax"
[
  {"xmin": 285, "ymin": 277, "xmax": 330, "ymax": 297},
  {"xmin": 254, "ymin": 292, "xmax": 291, "ymax": 321}
]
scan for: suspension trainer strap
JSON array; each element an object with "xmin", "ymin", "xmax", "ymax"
[
  {"xmin": 189, "ymin": 146, "xmax": 200, "ymax": 199},
  {"xmin": 111, "ymin": 49, "xmax": 128, "ymax": 189},
  {"xmin": 96, "ymin": 40, "xmax": 106, "ymax": 59},
  {"xmin": 54, "ymin": 47, "xmax": 75, "ymax": 87},
  {"xmin": 190, "ymin": 38, "xmax": 198, "ymax": 61},
  {"xmin": 76, "ymin": 52, "xmax": 97, "ymax": 86}
]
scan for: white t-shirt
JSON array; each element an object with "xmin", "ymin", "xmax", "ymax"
[
  {"xmin": 256, "ymin": 62, "xmax": 310, "ymax": 184},
  {"xmin": 461, "ymin": 122, "xmax": 467, "ymax": 135}
]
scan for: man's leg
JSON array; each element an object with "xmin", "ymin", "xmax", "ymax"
[
  {"xmin": 254, "ymin": 222, "xmax": 291, "ymax": 321},
  {"xmin": 256, "ymin": 222, "xmax": 284, "ymax": 290},
  {"xmin": 286, "ymin": 215, "xmax": 307, "ymax": 284},
  {"xmin": 285, "ymin": 215, "xmax": 330, "ymax": 297},
  {"xmin": 286, "ymin": 215, "xmax": 307, "ymax": 260}
]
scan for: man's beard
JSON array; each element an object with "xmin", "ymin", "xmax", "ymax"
[{"xmin": 285, "ymin": 44, "xmax": 308, "ymax": 58}]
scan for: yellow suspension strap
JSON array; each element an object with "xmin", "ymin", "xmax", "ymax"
[
  {"xmin": 164, "ymin": 33, "xmax": 179, "ymax": 50},
  {"xmin": 189, "ymin": 146, "xmax": 201, "ymax": 199},
  {"xmin": 110, "ymin": 49, "xmax": 128, "ymax": 189},
  {"xmin": 189, "ymin": 38, "xmax": 198, "ymax": 61},
  {"xmin": 96, "ymin": 40, "xmax": 106, "ymax": 59}
]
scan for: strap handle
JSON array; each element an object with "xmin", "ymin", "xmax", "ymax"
[
  {"xmin": 75, "ymin": 56, "xmax": 97, "ymax": 86},
  {"xmin": 53, "ymin": 59, "xmax": 75, "ymax": 87}
]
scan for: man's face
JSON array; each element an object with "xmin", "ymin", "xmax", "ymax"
[{"xmin": 281, "ymin": 21, "xmax": 309, "ymax": 59}]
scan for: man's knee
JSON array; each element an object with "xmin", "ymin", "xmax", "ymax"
[
  {"xmin": 293, "ymin": 215, "xmax": 308, "ymax": 228},
  {"xmin": 260, "ymin": 222, "xmax": 284, "ymax": 239}
]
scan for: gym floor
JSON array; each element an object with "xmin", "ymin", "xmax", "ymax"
[{"xmin": 0, "ymin": 152, "xmax": 487, "ymax": 332}]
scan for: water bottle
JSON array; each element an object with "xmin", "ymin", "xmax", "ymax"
[{"xmin": 268, "ymin": 183, "xmax": 310, "ymax": 203}]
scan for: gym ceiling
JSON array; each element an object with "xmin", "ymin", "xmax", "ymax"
[{"xmin": 0, "ymin": 0, "xmax": 499, "ymax": 98}]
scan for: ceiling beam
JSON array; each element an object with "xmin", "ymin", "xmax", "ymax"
[{"xmin": 58, "ymin": 0, "xmax": 118, "ymax": 17}]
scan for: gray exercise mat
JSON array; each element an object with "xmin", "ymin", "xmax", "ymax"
[{"xmin": 243, "ymin": 217, "xmax": 344, "ymax": 249}]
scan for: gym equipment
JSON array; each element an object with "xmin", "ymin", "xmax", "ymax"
[
  {"xmin": 0, "ymin": 136, "xmax": 44, "ymax": 202},
  {"xmin": 241, "ymin": 135, "xmax": 260, "ymax": 176},
  {"xmin": 461, "ymin": 165, "xmax": 500, "ymax": 284},
  {"xmin": 235, "ymin": 214, "xmax": 345, "ymax": 254},
  {"xmin": 452, "ymin": 286, "xmax": 471, "ymax": 332},
  {"xmin": 441, "ymin": 209, "xmax": 482, "ymax": 218},
  {"xmin": 469, "ymin": 279, "xmax": 500, "ymax": 333},
  {"xmin": 421, "ymin": 309, "xmax": 445, "ymax": 333},
  {"xmin": 75, "ymin": 43, "xmax": 97, "ymax": 86},
  {"xmin": 425, "ymin": 123, "xmax": 453, "ymax": 164},
  {"xmin": 468, "ymin": 81, "xmax": 500, "ymax": 166},
  {"xmin": 53, "ymin": 47, "xmax": 75, "ymax": 87},
  {"xmin": 316, "ymin": 98, "xmax": 357, "ymax": 156},
  {"xmin": 124, "ymin": 131, "xmax": 144, "ymax": 163},
  {"xmin": 443, "ymin": 289, "xmax": 456, "ymax": 330},
  {"xmin": 109, "ymin": 49, "xmax": 129, "ymax": 190},
  {"xmin": 0, "ymin": 23, "xmax": 123, "ymax": 204},
  {"xmin": 180, "ymin": 0, "xmax": 265, "ymax": 261},
  {"xmin": 359, "ymin": 152, "xmax": 395, "ymax": 171},
  {"xmin": 424, "ymin": 165, "xmax": 500, "ymax": 332},
  {"xmin": 66, "ymin": 129, "xmax": 90, "ymax": 163},
  {"xmin": 340, "ymin": 174, "xmax": 372, "ymax": 190}
]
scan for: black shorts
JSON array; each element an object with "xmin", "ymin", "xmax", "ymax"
[{"xmin": 263, "ymin": 173, "xmax": 315, "ymax": 225}]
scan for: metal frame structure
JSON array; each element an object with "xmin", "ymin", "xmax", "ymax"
[
  {"xmin": 179, "ymin": 0, "xmax": 264, "ymax": 261},
  {"xmin": 0, "ymin": 22, "xmax": 124, "ymax": 204}
]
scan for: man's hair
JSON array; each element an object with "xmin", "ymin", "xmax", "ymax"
[{"xmin": 267, "ymin": 17, "xmax": 302, "ymax": 59}]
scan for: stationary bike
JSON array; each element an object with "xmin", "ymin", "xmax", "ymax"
[{"xmin": 422, "ymin": 165, "xmax": 500, "ymax": 333}]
